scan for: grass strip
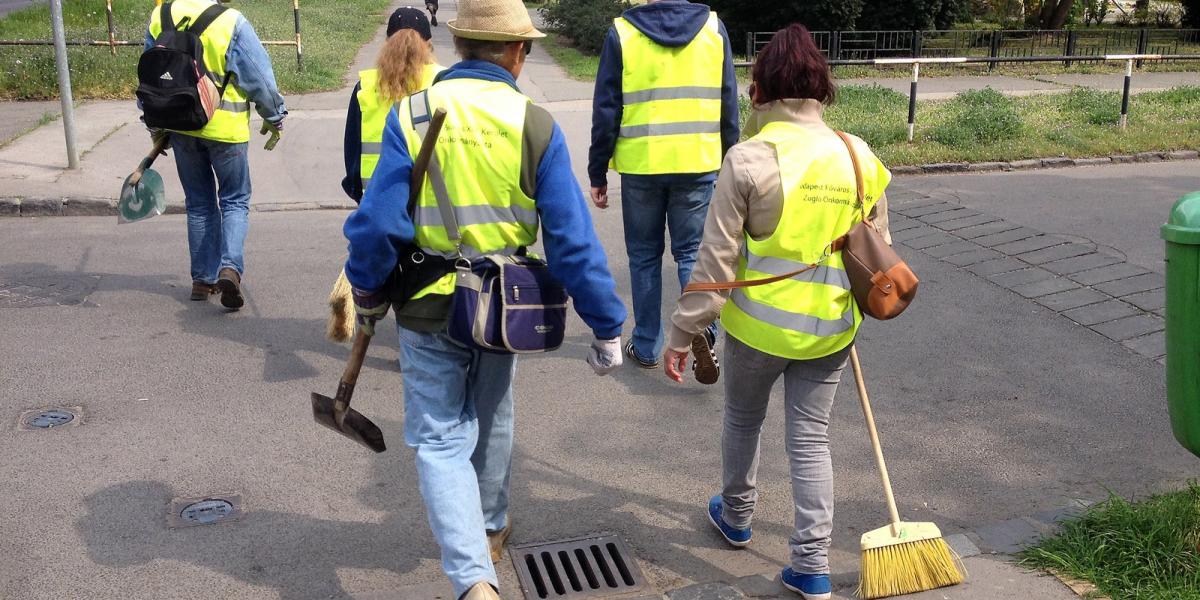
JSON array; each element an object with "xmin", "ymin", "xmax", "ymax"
[
  {"xmin": 1020, "ymin": 484, "xmax": 1200, "ymax": 600},
  {"xmin": 0, "ymin": 0, "xmax": 391, "ymax": 100}
]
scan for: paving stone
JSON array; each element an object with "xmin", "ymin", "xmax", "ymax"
[
  {"xmin": 1167, "ymin": 150, "xmax": 1199, "ymax": 160},
  {"xmin": 943, "ymin": 248, "xmax": 1004, "ymax": 267},
  {"xmin": 967, "ymin": 161, "xmax": 1008, "ymax": 172},
  {"xmin": 973, "ymin": 518, "xmax": 1046, "ymax": 553},
  {"xmin": 988, "ymin": 267, "xmax": 1055, "ymax": 288},
  {"xmin": 1136, "ymin": 151, "xmax": 1166, "ymax": 162},
  {"xmin": 888, "ymin": 219, "xmax": 925, "ymax": 233},
  {"xmin": 1041, "ymin": 157, "xmax": 1074, "ymax": 168},
  {"xmin": 1068, "ymin": 262, "xmax": 1152, "ymax": 285},
  {"xmin": 1009, "ymin": 158, "xmax": 1041, "ymax": 170},
  {"xmin": 1034, "ymin": 287, "xmax": 1109, "ymax": 311},
  {"xmin": 944, "ymin": 533, "xmax": 982, "ymax": 559},
  {"xmin": 921, "ymin": 207, "xmax": 976, "ymax": 224},
  {"xmin": 891, "ymin": 225, "xmax": 941, "ymax": 243},
  {"xmin": 921, "ymin": 162, "xmax": 969, "ymax": 173},
  {"xmin": 1011, "ymin": 276, "xmax": 1079, "ymax": 299},
  {"xmin": 1111, "ymin": 154, "xmax": 1136, "ymax": 163},
  {"xmin": 1029, "ymin": 505, "xmax": 1087, "ymax": 526},
  {"xmin": 904, "ymin": 232, "xmax": 960, "ymax": 250},
  {"xmin": 667, "ymin": 583, "xmax": 746, "ymax": 600},
  {"xmin": 966, "ymin": 257, "xmax": 1027, "ymax": 277},
  {"xmin": 993, "ymin": 235, "xmax": 1069, "ymax": 256},
  {"xmin": 1093, "ymin": 272, "xmax": 1166, "ymax": 297},
  {"xmin": 733, "ymin": 574, "xmax": 781, "ymax": 598},
  {"xmin": 933, "ymin": 213, "xmax": 1000, "ymax": 231},
  {"xmin": 1062, "ymin": 299, "xmax": 1141, "ymax": 326},
  {"xmin": 1092, "ymin": 314, "xmax": 1165, "ymax": 341},
  {"xmin": 1016, "ymin": 243, "xmax": 1095, "ymax": 266},
  {"xmin": 1040, "ymin": 252, "xmax": 1123, "ymax": 275},
  {"xmin": 972, "ymin": 227, "xmax": 1041, "ymax": 248},
  {"xmin": 898, "ymin": 202, "xmax": 956, "ymax": 218},
  {"xmin": 1122, "ymin": 288, "xmax": 1165, "ymax": 312},
  {"xmin": 955, "ymin": 221, "xmax": 1023, "ymax": 240},
  {"xmin": 1073, "ymin": 157, "xmax": 1113, "ymax": 167},
  {"xmin": 1122, "ymin": 329, "xmax": 1167, "ymax": 359},
  {"xmin": 923, "ymin": 240, "xmax": 981, "ymax": 258},
  {"xmin": 890, "ymin": 194, "xmax": 943, "ymax": 209}
]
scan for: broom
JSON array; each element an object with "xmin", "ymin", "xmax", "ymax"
[
  {"xmin": 850, "ymin": 345, "xmax": 964, "ymax": 599},
  {"xmin": 326, "ymin": 268, "xmax": 355, "ymax": 343}
]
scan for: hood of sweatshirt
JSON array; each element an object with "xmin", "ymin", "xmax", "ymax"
[{"xmin": 621, "ymin": 0, "xmax": 711, "ymax": 48}]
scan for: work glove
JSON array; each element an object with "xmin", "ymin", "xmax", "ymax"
[
  {"xmin": 260, "ymin": 119, "xmax": 282, "ymax": 151},
  {"xmin": 586, "ymin": 336, "xmax": 622, "ymax": 376},
  {"xmin": 352, "ymin": 288, "xmax": 389, "ymax": 337}
]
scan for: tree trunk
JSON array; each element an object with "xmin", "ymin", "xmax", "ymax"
[
  {"xmin": 1046, "ymin": 0, "xmax": 1076, "ymax": 28},
  {"xmin": 1037, "ymin": 0, "xmax": 1059, "ymax": 26}
]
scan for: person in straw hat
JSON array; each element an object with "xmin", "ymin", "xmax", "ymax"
[{"xmin": 341, "ymin": 0, "xmax": 628, "ymax": 598}]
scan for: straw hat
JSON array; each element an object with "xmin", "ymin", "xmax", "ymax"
[{"xmin": 448, "ymin": 0, "xmax": 546, "ymax": 41}]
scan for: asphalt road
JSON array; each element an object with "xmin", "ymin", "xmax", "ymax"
[
  {"xmin": 1, "ymin": 159, "xmax": 1196, "ymax": 599},
  {"xmin": 0, "ymin": 0, "xmax": 38, "ymax": 17}
]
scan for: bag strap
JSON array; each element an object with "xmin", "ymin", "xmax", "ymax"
[
  {"xmin": 186, "ymin": 4, "xmax": 229, "ymax": 38},
  {"xmin": 160, "ymin": 1, "xmax": 176, "ymax": 33},
  {"xmin": 833, "ymin": 130, "xmax": 868, "ymax": 224},
  {"xmin": 409, "ymin": 90, "xmax": 462, "ymax": 252}
]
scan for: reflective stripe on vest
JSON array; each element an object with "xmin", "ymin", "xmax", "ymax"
[
  {"xmin": 358, "ymin": 63, "xmax": 446, "ymax": 189},
  {"xmin": 612, "ymin": 12, "xmax": 724, "ymax": 175},
  {"xmin": 720, "ymin": 121, "xmax": 891, "ymax": 361},
  {"xmin": 148, "ymin": 0, "xmax": 249, "ymax": 144},
  {"xmin": 396, "ymin": 78, "xmax": 539, "ymax": 296}
]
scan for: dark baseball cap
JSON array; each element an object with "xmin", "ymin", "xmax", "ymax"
[{"xmin": 387, "ymin": 7, "xmax": 432, "ymax": 40}]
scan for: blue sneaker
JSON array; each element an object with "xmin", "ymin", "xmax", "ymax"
[
  {"xmin": 706, "ymin": 495, "xmax": 751, "ymax": 547},
  {"xmin": 780, "ymin": 568, "xmax": 831, "ymax": 600}
]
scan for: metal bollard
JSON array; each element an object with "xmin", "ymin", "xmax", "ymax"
[{"xmin": 1162, "ymin": 191, "xmax": 1200, "ymax": 459}]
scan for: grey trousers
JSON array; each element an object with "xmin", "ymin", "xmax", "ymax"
[{"xmin": 720, "ymin": 335, "xmax": 850, "ymax": 574}]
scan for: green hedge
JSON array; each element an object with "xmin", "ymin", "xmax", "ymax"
[{"xmin": 539, "ymin": 0, "xmax": 630, "ymax": 54}]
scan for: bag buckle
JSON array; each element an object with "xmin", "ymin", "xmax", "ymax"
[{"xmin": 410, "ymin": 251, "xmax": 425, "ymax": 264}]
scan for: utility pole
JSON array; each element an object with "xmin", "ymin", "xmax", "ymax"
[{"xmin": 49, "ymin": 0, "xmax": 79, "ymax": 169}]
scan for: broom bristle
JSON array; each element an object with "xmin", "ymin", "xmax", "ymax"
[
  {"xmin": 326, "ymin": 269, "xmax": 355, "ymax": 343},
  {"xmin": 857, "ymin": 537, "xmax": 964, "ymax": 599}
]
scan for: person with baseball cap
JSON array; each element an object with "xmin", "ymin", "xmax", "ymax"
[
  {"xmin": 342, "ymin": 6, "xmax": 445, "ymax": 202},
  {"xmin": 342, "ymin": 1, "xmax": 627, "ymax": 598}
]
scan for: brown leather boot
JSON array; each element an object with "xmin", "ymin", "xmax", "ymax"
[
  {"xmin": 190, "ymin": 281, "xmax": 216, "ymax": 301},
  {"xmin": 460, "ymin": 582, "xmax": 499, "ymax": 600},
  {"xmin": 487, "ymin": 523, "xmax": 511, "ymax": 563},
  {"xmin": 215, "ymin": 268, "xmax": 243, "ymax": 310}
]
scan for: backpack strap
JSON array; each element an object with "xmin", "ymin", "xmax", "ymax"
[
  {"xmin": 187, "ymin": 4, "xmax": 229, "ymax": 38},
  {"xmin": 160, "ymin": 1, "xmax": 177, "ymax": 33}
]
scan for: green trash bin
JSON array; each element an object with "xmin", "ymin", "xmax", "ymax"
[{"xmin": 1162, "ymin": 191, "xmax": 1200, "ymax": 459}]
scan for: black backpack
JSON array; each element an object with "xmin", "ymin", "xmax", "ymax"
[{"xmin": 137, "ymin": 2, "xmax": 231, "ymax": 131}]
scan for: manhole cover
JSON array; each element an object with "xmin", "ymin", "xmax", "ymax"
[
  {"xmin": 0, "ymin": 274, "xmax": 98, "ymax": 308},
  {"xmin": 511, "ymin": 534, "xmax": 644, "ymax": 599},
  {"xmin": 168, "ymin": 494, "xmax": 243, "ymax": 528},
  {"xmin": 17, "ymin": 406, "xmax": 82, "ymax": 430}
]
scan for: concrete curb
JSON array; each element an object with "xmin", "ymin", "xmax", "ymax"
[{"xmin": 889, "ymin": 149, "xmax": 1198, "ymax": 177}]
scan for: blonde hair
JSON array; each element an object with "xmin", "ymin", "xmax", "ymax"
[{"xmin": 376, "ymin": 29, "xmax": 433, "ymax": 102}]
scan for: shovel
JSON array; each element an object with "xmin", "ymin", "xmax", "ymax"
[
  {"xmin": 118, "ymin": 133, "xmax": 171, "ymax": 224},
  {"xmin": 311, "ymin": 105, "xmax": 448, "ymax": 453},
  {"xmin": 311, "ymin": 329, "xmax": 387, "ymax": 453}
]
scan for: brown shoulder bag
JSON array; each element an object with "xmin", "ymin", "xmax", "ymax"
[{"xmin": 684, "ymin": 132, "xmax": 918, "ymax": 321}]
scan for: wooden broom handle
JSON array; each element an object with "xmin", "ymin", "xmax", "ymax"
[{"xmin": 849, "ymin": 345, "xmax": 902, "ymax": 533}]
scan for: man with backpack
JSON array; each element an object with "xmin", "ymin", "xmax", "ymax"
[{"xmin": 139, "ymin": 0, "xmax": 286, "ymax": 310}]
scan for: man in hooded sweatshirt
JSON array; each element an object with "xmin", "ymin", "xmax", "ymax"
[{"xmin": 588, "ymin": 0, "xmax": 739, "ymax": 374}]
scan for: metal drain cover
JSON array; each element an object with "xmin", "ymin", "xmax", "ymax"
[
  {"xmin": 18, "ymin": 406, "xmax": 82, "ymax": 430},
  {"xmin": 511, "ymin": 534, "xmax": 644, "ymax": 599},
  {"xmin": 167, "ymin": 494, "xmax": 243, "ymax": 528}
]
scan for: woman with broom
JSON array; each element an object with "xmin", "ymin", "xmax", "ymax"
[
  {"xmin": 661, "ymin": 24, "xmax": 894, "ymax": 599},
  {"xmin": 328, "ymin": 7, "xmax": 446, "ymax": 343}
]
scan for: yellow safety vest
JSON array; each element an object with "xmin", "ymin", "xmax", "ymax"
[
  {"xmin": 612, "ymin": 12, "xmax": 724, "ymax": 175},
  {"xmin": 396, "ymin": 78, "xmax": 540, "ymax": 298},
  {"xmin": 148, "ymin": 0, "xmax": 250, "ymax": 144},
  {"xmin": 358, "ymin": 63, "xmax": 445, "ymax": 189},
  {"xmin": 721, "ymin": 122, "xmax": 891, "ymax": 360}
]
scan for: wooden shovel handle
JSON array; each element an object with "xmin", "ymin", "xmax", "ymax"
[
  {"xmin": 849, "ymin": 346, "xmax": 903, "ymax": 533},
  {"xmin": 128, "ymin": 134, "xmax": 171, "ymax": 187},
  {"xmin": 341, "ymin": 327, "xmax": 372, "ymax": 387},
  {"xmin": 408, "ymin": 108, "xmax": 448, "ymax": 207}
]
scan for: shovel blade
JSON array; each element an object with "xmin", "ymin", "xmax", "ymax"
[
  {"xmin": 311, "ymin": 392, "xmax": 387, "ymax": 453},
  {"xmin": 118, "ymin": 168, "xmax": 167, "ymax": 224}
]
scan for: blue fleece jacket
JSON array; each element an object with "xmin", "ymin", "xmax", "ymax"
[
  {"xmin": 343, "ymin": 61, "xmax": 627, "ymax": 340},
  {"xmin": 587, "ymin": 0, "xmax": 739, "ymax": 188},
  {"xmin": 143, "ymin": 11, "xmax": 287, "ymax": 124}
]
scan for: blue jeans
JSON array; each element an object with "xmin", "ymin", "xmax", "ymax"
[
  {"xmin": 398, "ymin": 325, "xmax": 516, "ymax": 597},
  {"xmin": 170, "ymin": 134, "xmax": 251, "ymax": 284},
  {"xmin": 621, "ymin": 176, "xmax": 716, "ymax": 361}
]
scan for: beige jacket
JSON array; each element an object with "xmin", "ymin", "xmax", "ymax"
[{"xmin": 667, "ymin": 98, "xmax": 892, "ymax": 353}]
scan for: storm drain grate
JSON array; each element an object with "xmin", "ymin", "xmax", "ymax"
[
  {"xmin": 167, "ymin": 494, "xmax": 243, "ymax": 528},
  {"xmin": 511, "ymin": 534, "xmax": 644, "ymax": 599},
  {"xmin": 18, "ymin": 406, "xmax": 82, "ymax": 430}
]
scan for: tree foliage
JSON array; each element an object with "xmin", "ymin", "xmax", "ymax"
[
  {"xmin": 856, "ymin": 0, "xmax": 971, "ymax": 31},
  {"xmin": 698, "ymin": 0, "xmax": 863, "ymax": 49},
  {"xmin": 540, "ymin": 0, "xmax": 630, "ymax": 54},
  {"xmin": 1184, "ymin": 0, "xmax": 1200, "ymax": 28}
]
